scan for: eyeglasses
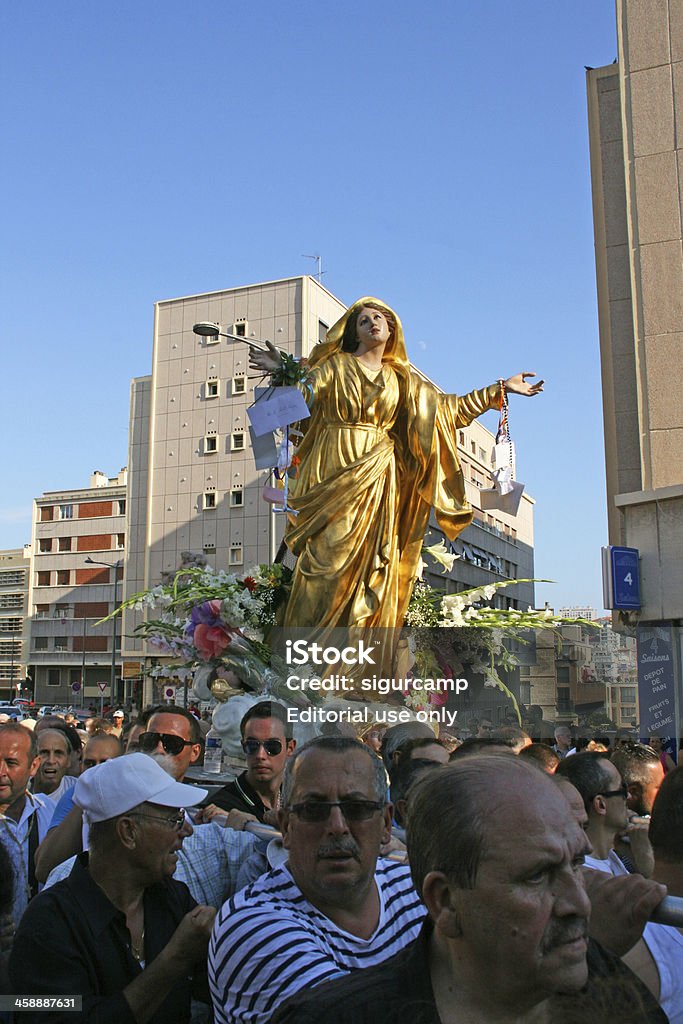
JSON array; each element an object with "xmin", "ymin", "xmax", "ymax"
[
  {"xmin": 129, "ymin": 809, "xmax": 186, "ymax": 831},
  {"xmin": 287, "ymin": 800, "xmax": 384, "ymax": 823},
  {"xmin": 139, "ymin": 732, "xmax": 195, "ymax": 756},
  {"xmin": 242, "ymin": 738, "xmax": 283, "ymax": 756},
  {"xmin": 599, "ymin": 786, "xmax": 629, "ymax": 800}
]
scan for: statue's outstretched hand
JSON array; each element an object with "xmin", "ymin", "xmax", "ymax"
[
  {"xmin": 249, "ymin": 339, "xmax": 283, "ymax": 374},
  {"xmin": 504, "ymin": 372, "xmax": 544, "ymax": 396}
]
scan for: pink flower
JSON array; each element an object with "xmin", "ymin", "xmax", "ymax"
[{"xmin": 194, "ymin": 623, "xmax": 232, "ymax": 659}]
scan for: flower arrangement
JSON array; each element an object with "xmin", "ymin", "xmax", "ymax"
[
  {"xmin": 404, "ymin": 578, "xmax": 598, "ymax": 719},
  {"xmin": 105, "ymin": 562, "xmax": 295, "ymax": 701},
  {"xmin": 270, "ymin": 352, "xmax": 309, "ymax": 388}
]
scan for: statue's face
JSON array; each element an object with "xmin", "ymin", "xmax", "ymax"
[{"xmin": 355, "ymin": 307, "xmax": 391, "ymax": 351}]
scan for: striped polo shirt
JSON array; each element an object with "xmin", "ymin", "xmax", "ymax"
[{"xmin": 209, "ymin": 858, "xmax": 425, "ymax": 1024}]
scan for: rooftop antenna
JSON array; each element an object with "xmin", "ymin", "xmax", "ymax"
[{"xmin": 302, "ymin": 253, "xmax": 324, "ymax": 283}]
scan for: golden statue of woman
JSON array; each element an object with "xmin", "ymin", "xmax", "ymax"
[{"xmin": 250, "ymin": 298, "xmax": 543, "ymax": 635}]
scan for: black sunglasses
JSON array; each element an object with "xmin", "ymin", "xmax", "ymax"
[
  {"xmin": 242, "ymin": 738, "xmax": 283, "ymax": 756},
  {"xmin": 287, "ymin": 800, "xmax": 384, "ymax": 823},
  {"xmin": 139, "ymin": 732, "xmax": 195, "ymax": 756},
  {"xmin": 599, "ymin": 786, "xmax": 629, "ymax": 800}
]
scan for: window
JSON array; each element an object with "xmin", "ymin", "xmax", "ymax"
[
  {"xmin": 203, "ymin": 492, "xmax": 216, "ymax": 510},
  {"xmin": 116, "ymin": 533, "xmax": 125, "ymax": 549},
  {"xmin": 231, "ymin": 432, "xmax": 245, "ymax": 451},
  {"xmin": 621, "ymin": 706, "xmax": 636, "ymax": 717},
  {"xmin": 34, "ymin": 603, "xmax": 49, "ymax": 617},
  {"xmin": 0, "ymin": 594, "xmax": 23, "ymax": 610},
  {"xmin": 33, "ymin": 637, "xmax": 48, "ymax": 651},
  {"xmin": 557, "ymin": 666, "xmax": 570, "ymax": 684},
  {"xmin": 59, "ymin": 504, "xmax": 73, "ymax": 520},
  {"xmin": 37, "ymin": 571, "xmax": 51, "ymax": 587},
  {"xmin": 318, "ymin": 320, "xmax": 328, "ymax": 344},
  {"xmin": 204, "ymin": 434, "xmax": 218, "ymax": 454},
  {"xmin": 479, "ymin": 447, "xmax": 487, "ymax": 461},
  {"xmin": 229, "ymin": 545, "xmax": 243, "ymax": 565},
  {"xmin": 0, "ymin": 618, "xmax": 22, "ymax": 632},
  {"xmin": 117, "ymin": 500, "xmax": 126, "ymax": 515},
  {"xmin": 47, "ymin": 669, "xmax": 61, "ymax": 687},
  {"xmin": 205, "ymin": 379, "xmax": 219, "ymax": 399},
  {"xmin": 55, "ymin": 604, "xmax": 70, "ymax": 619},
  {"xmin": 232, "ymin": 320, "xmax": 247, "ymax": 337},
  {"xmin": 0, "ymin": 571, "xmax": 25, "ymax": 587},
  {"xmin": 54, "ymin": 636, "xmax": 68, "ymax": 652},
  {"xmin": 557, "ymin": 687, "xmax": 571, "ymax": 711},
  {"xmin": 58, "ymin": 537, "xmax": 72, "ymax": 552},
  {"xmin": 471, "ymin": 441, "xmax": 476, "ymax": 454},
  {"xmin": 39, "ymin": 538, "xmax": 52, "ymax": 553},
  {"xmin": 620, "ymin": 687, "xmax": 636, "ymax": 703},
  {"xmin": 230, "ymin": 489, "xmax": 244, "ymax": 507},
  {"xmin": 232, "ymin": 377, "xmax": 246, "ymax": 395},
  {"xmin": 57, "ymin": 570, "xmax": 71, "ymax": 586},
  {"xmin": 458, "ymin": 431, "xmax": 465, "ymax": 447},
  {"xmin": 40, "ymin": 506, "xmax": 54, "ymax": 522}
]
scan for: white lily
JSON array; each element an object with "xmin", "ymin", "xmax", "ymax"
[{"xmin": 422, "ymin": 539, "xmax": 460, "ymax": 575}]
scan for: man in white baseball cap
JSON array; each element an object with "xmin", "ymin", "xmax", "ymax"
[
  {"xmin": 111, "ymin": 708, "xmax": 126, "ymax": 738},
  {"xmin": 9, "ymin": 754, "xmax": 216, "ymax": 1023}
]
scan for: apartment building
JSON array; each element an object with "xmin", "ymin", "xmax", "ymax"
[
  {"xmin": 0, "ymin": 547, "xmax": 30, "ymax": 701},
  {"xmin": 29, "ymin": 470, "xmax": 127, "ymax": 706}
]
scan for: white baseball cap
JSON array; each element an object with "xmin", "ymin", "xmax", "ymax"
[
  {"xmin": 73, "ymin": 752, "xmax": 207, "ymax": 823},
  {"xmin": 113, "ymin": 709, "xmax": 125, "ymax": 718}
]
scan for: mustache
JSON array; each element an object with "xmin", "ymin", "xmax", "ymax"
[
  {"xmin": 541, "ymin": 917, "xmax": 588, "ymax": 953},
  {"xmin": 317, "ymin": 838, "xmax": 361, "ymax": 861}
]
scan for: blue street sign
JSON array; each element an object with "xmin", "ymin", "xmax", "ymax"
[{"xmin": 611, "ymin": 546, "xmax": 641, "ymax": 609}]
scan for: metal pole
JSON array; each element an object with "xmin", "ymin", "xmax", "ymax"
[
  {"xmin": 111, "ymin": 572, "xmax": 118, "ymax": 709},
  {"xmin": 81, "ymin": 616, "xmax": 87, "ymax": 709}
]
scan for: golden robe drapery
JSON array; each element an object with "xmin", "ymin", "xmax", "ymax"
[{"xmin": 281, "ymin": 299, "xmax": 502, "ymax": 632}]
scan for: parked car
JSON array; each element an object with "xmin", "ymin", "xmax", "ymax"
[{"xmin": 0, "ymin": 704, "xmax": 28, "ymax": 721}]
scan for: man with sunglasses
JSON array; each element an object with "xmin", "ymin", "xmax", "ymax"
[
  {"xmin": 557, "ymin": 751, "xmax": 633, "ymax": 876},
  {"xmin": 9, "ymin": 754, "xmax": 216, "ymax": 1023},
  {"xmin": 139, "ymin": 706, "xmax": 203, "ymax": 782},
  {"xmin": 208, "ymin": 736, "xmax": 424, "ymax": 1024},
  {"xmin": 202, "ymin": 702, "xmax": 296, "ymax": 824}
]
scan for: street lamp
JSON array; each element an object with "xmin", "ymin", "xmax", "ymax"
[
  {"xmin": 192, "ymin": 322, "xmax": 270, "ymax": 353},
  {"xmin": 84, "ymin": 557, "xmax": 122, "ymax": 708}
]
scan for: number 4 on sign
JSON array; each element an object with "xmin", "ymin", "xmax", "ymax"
[{"xmin": 624, "ymin": 573, "xmax": 633, "ymax": 586}]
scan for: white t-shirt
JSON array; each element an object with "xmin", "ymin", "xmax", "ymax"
[
  {"xmin": 41, "ymin": 775, "xmax": 77, "ymax": 805},
  {"xmin": 642, "ymin": 922, "xmax": 683, "ymax": 1024},
  {"xmin": 584, "ymin": 849, "xmax": 629, "ymax": 876}
]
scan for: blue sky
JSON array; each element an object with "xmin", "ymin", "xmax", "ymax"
[{"xmin": 1, "ymin": 1, "xmax": 617, "ymax": 610}]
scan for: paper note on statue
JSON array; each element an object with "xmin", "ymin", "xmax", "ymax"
[
  {"xmin": 247, "ymin": 387, "xmax": 310, "ymax": 436},
  {"xmin": 249, "ymin": 428, "xmax": 279, "ymax": 469},
  {"xmin": 480, "ymin": 479, "xmax": 525, "ymax": 515}
]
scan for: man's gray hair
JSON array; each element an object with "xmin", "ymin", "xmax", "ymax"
[
  {"xmin": 407, "ymin": 755, "xmax": 543, "ymax": 895},
  {"xmin": 282, "ymin": 736, "xmax": 387, "ymax": 807}
]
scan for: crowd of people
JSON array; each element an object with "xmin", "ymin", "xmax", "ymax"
[{"xmin": 0, "ymin": 702, "xmax": 681, "ymax": 1023}]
